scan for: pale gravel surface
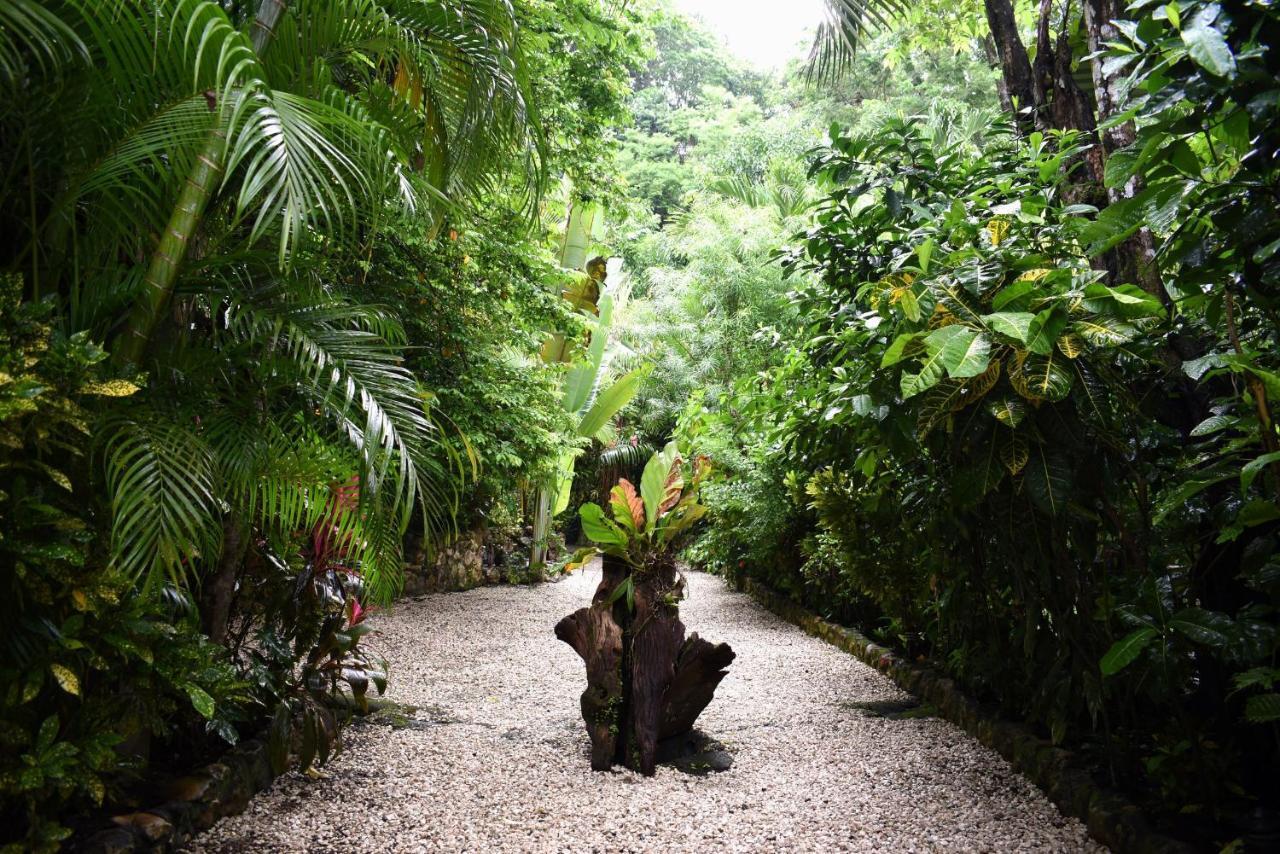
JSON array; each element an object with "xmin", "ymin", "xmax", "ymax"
[{"xmin": 186, "ymin": 563, "xmax": 1104, "ymax": 853}]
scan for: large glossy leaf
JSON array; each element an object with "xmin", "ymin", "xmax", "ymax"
[
  {"xmin": 1182, "ymin": 13, "xmax": 1236, "ymax": 77},
  {"xmin": 579, "ymin": 502, "xmax": 627, "ymax": 547},
  {"xmin": 881, "ymin": 331, "xmax": 922, "ymax": 368},
  {"xmin": 982, "ymin": 312, "xmax": 1037, "ymax": 346},
  {"xmin": 577, "ymin": 365, "xmax": 649, "ymax": 441},
  {"xmin": 988, "ymin": 397, "xmax": 1028, "ymax": 427},
  {"xmin": 900, "ymin": 327, "xmax": 967, "ymax": 398},
  {"xmin": 1018, "ymin": 353, "xmax": 1074, "ymax": 402},
  {"xmin": 1100, "ymin": 627, "xmax": 1157, "ymax": 676},
  {"xmin": 1169, "ymin": 608, "xmax": 1233, "ymax": 648},
  {"xmin": 640, "ymin": 441, "xmax": 680, "ymax": 531},
  {"xmin": 563, "ymin": 293, "xmax": 615, "ymax": 417},
  {"xmin": 1025, "ymin": 447, "xmax": 1072, "ymax": 515},
  {"xmin": 1025, "ymin": 308, "xmax": 1068, "ymax": 356},
  {"xmin": 1073, "ymin": 317, "xmax": 1139, "ymax": 346},
  {"xmin": 1241, "ymin": 452, "xmax": 1280, "ymax": 493},
  {"xmin": 931, "ymin": 325, "xmax": 991, "ymax": 378},
  {"xmin": 1082, "ymin": 283, "xmax": 1163, "ymax": 319}
]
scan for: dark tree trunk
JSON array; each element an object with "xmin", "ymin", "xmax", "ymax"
[
  {"xmin": 984, "ymin": 0, "xmax": 1038, "ymax": 129},
  {"xmin": 1083, "ymin": 0, "xmax": 1167, "ymax": 302},
  {"xmin": 555, "ymin": 555, "xmax": 734, "ymax": 775},
  {"xmin": 203, "ymin": 514, "xmax": 249, "ymax": 645},
  {"xmin": 984, "ymin": 0, "xmax": 1167, "ymax": 303}
]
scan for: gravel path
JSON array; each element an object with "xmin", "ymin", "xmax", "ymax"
[{"xmin": 187, "ymin": 563, "xmax": 1103, "ymax": 853}]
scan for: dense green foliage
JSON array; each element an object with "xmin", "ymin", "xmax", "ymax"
[
  {"xmin": 645, "ymin": 0, "xmax": 1280, "ymax": 840},
  {"xmin": 3, "ymin": 0, "xmax": 1278, "ymax": 847},
  {"xmin": 0, "ymin": 0, "xmax": 644, "ymax": 847}
]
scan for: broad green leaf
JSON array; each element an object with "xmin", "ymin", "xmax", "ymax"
[
  {"xmin": 579, "ymin": 503, "xmax": 627, "ymax": 547},
  {"xmin": 1182, "ymin": 353, "xmax": 1228, "ymax": 380},
  {"xmin": 1189, "ymin": 415, "xmax": 1235, "ymax": 437},
  {"xmin": 1182, "ymin": 18, "xmax": 1236, "ymax": 78},
  {"xmin": 1081, "ymin": 191, "xmax": 1148, "ymax": 255},
  {"xmin": 1025, "ymin": 308, "xmax": 1068, "ymax": 356},
  {"xmin": 562, "ymin": 294, "xmax": 614, "ymax": 417},
  {"xmin": 916, "ymin": 238, "xmax": 936, "ymax": 274},
  {"xmin": 1100, "ymin": 627, "xmax": 1157, "ymax": 676},
  {"xmin": 1244, "ymin": 365, "xmax": 1280, "ymax": 402},
  {"xmin": 982, "ymin": 312, "xmax": 1037, "ymax": 345},
  {"xmin": 991, "ymin": 278, "xmax": 1040, "ymax": 311},
  {"xmin": 1103, "ymin": 147, "xmax": 1143, "ymax": 189},
  {"xmin": 1241, "ymin": 452, "xmax": 1280, "ymax": 493},
  {"xmin": 881, "ymin": 332, "xmax": 921, "ymax": 368},
  {"xmin": 938, "ymin": 327, "xmax": 992, "ymax": 378},
  {"xmin": 186, "ymin": 685, "xmax": 216, "ymax": 719},
  {"xmin": 1153, "ymin": 472, "xmax": 1234, "ymax": 524},
  {"xmin": 1083, "ymin": 283, "xmax": 1163, "ymax": 319},
  {"xmin": 577, "ymin": 366, "xmax": 649, "ymax": 440},
  {"xmin": 640, "ymin": 442, "xmax": 679, "ymax": 528},
  {"xmin": 1169, "ymin": 607, "xmax": 1232, "ymax": 648},
  {"xmin": 899, "ymin": 356, "xmax": 946, "ymax": 399},
  {"xmin": 549, "ymin": 449, "xmax": 580, "ymax": 516}
]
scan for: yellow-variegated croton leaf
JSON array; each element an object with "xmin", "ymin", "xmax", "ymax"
[
  {"xmin": 951, "ymin": 359, "xmax": 1001, "ymax": 412},
  {"xmin": 1016, "ymin": 268, "xmax": 1051, "ymax": 283},
  {"xmin": 929, "ymin": 304, "xmax": 958, "ymax": 329},
  {"xmin": 1006, "ymin": 351, "xmax": 1043, "ymax": 403},
  {"xmin": 999, "ymin": 433, "xmax": 1029, "ymax": 475},
  {"xmin": 876, "ymin": 273, "xmax": 917, "ymax": 317},
  {"xmin": 916, "ymin": 361, "xmax": 1001, "ymax": 437},
  {"xmin": 1057, "ymin": 333, "xmax": 1085, "ymax": 359},
  {"xmin": 988, "ymin": 397, "xmax": 1028, "ymax": 428},
  {"xmin": 50, "ymin": 663, "xmax": 79, "ymax": 696},
  {"xmin": 987, "ymin": 217, "xmax": 1011, "ymax": 246},
  {"xmin": 1019, "ymin": 353, "xmax": 1074, "ymax": 402},
  {"xmin": 83, "ymin": 379, "xmax": 143, "ymax": 397}
]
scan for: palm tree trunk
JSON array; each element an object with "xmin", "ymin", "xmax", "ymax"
[
  {"xmin": 112, "ymin": 0, "xmax": 288, "ymax": 367},
  {"xmin": 113, "ymin": 128, "xmax": 225, "ymax": 367}
]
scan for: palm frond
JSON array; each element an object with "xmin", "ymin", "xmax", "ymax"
[
  {"xmin": 220, "ymin": 292, "xmax": 461, "ymax": 538},
  {"xmin": 807, "ymin": 0, "xmax": 910, "ymax": 85},
  {"xmin": 102, "ymin": 412, "xmax": 222, "ymax": 589},
  {"xmin": 0, "ymin": 0, "xmax": 86, "ymax": 86}
]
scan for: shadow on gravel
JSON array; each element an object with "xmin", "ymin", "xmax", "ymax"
[
  {"xmin": 654, "ymin": 729, "xmax": 734, "ymax": 776},
  {"xmin": 840, "ymin": 699, "xmax": 935, "ymax": 719}
]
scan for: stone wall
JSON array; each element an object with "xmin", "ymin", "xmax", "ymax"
[
  {"xmin": 77, "ymin": 736, "xmax": 277, "ymax": 852},
  {"xmin": 402, "ymin": 528, "xmax": 502, "ymax": 595}
]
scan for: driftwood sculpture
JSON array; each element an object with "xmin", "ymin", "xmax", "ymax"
[{"xmin": 555, "ymin": 444, "xmax": 734, "ymax": 775}]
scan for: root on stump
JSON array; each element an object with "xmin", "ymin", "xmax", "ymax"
[{"xmin": 555, "ymin": 556, "xmax": 734, "ymax": 775}]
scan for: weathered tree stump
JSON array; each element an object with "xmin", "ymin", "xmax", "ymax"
[{"xmin": 555, "ymin": 555, "xmax": 734, "ymax": 775}]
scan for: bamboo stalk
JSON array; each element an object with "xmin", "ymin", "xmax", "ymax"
[{"xmin": 113, "ymin": 0, "xmax": 288, "ymax": 367}]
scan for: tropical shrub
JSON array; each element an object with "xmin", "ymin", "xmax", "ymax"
[
  {"xmin": 691, "ymin": 75, "xmax": 1279, "ymax": 830},
  {"xmin": 0, "ymin": 284, "xmax": 245, "ymax": 851},
  {"xmin": 569, "ymin": 441, "xmax": 709, "ymax": 582}
]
